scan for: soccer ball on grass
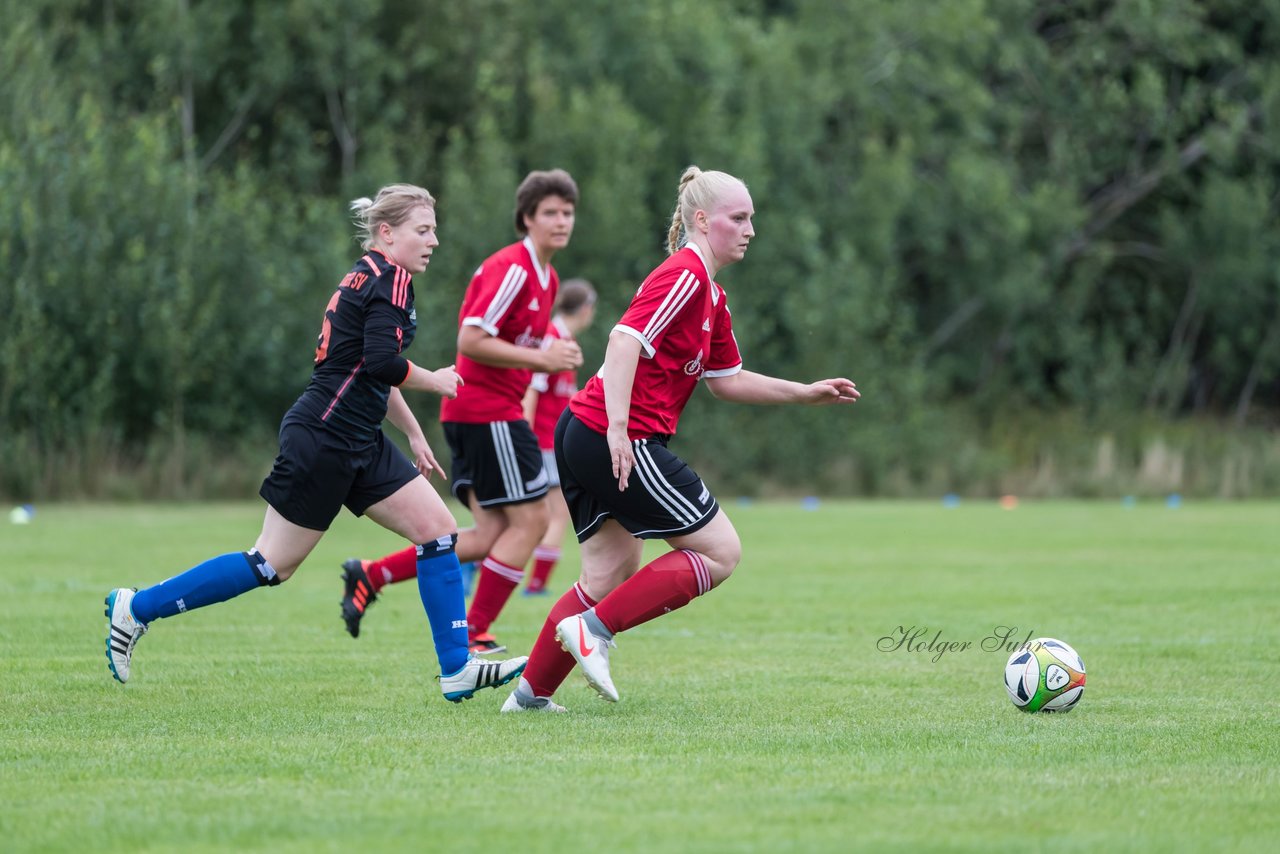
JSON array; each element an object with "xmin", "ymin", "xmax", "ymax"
[{"xmin": 1003, "ymin": 637, "xmax": 1086, "ymax": 713}]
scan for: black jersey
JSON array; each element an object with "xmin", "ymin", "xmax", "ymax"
[{"xmin": 287, "ymin": 249, "xmax": 417, "ymax": 442}]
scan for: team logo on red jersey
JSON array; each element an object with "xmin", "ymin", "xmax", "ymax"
[
  {"xmin": 514, "ymin": 326, "xmax": 542, "ymax": 348},
  {"xmin": 683, "ymin": 348, "xmax": 705, "ymax": 377}
]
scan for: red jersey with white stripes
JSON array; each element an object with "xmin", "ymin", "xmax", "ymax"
[
  {"xmin": 288, "ymin": 248, "xmax": 416, "ymax": 441},
  {"xmin": 528, "ymin": 316, "xmax": 578, "ymax": 449},
  {"xmin": 570, "ymin": 245, "xmax": 742, "ymax": 439},
  {"xmin": 441, "ymin": 237, "xmax": 558, "ymax": 423}
]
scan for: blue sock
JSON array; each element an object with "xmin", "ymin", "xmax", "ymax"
[
  {"xmin": 416, "ymin": 535, "xmax": 470, "ymax": 675},
  {"xmin": 132, "ymin": 550, "xmax": 277, "ymax": 623}
]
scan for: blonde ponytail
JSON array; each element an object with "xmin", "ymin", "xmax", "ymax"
[{"xmin": 666, "ymin": 166, "xmax": 703, "ymax": 253}]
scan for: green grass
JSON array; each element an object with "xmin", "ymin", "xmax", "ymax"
[{"xmin": 1, "ymin": 499, "xmax": 1277, "ymax": 852}]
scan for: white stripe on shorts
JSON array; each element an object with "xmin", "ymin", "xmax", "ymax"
[
  {"xmin": 490, "ymin": 422, "xmax": 525, "ymax": 500},
  {"xmin": 631, "ymin": 440, "xmax": 702, "ymax": 527}
]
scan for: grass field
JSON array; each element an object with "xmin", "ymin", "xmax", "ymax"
[{"xmin": 1, "ymin": 499, "xmax": 1277, "ymax": 852}]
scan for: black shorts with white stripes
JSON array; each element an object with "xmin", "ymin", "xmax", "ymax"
[
  {"xmin": 554, "ymin": 410, "xmax": 719, "ymax": 542},
  {"xmin": 443, "ymin": 420, "xmax": 549, "ymax": 509}
]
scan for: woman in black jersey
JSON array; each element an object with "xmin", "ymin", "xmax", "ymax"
[{"xmin": 104, "ymin": 183, "xmax": 527, "ymax": 701}]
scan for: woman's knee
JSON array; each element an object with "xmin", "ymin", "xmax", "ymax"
[
  {"xmin": 512, "ymin": 499, "xmax": 550, "ymax": 536},
  {"xmin": 706, "ymin": 549, "xmax": 740, "ymax": 586},
  {"xmin": 408, "ymin": 492, "xmax": 460, "ymax": 542},
  {"xmin": 578, "ymin": 524, "xmax": 643, "ymax": 600},
  {"xmin": 701, "ymin": 532, "xmax": 742, "ymax": 586},
  {"xmin": 273, "ymin": 561, "xmax": 301, "ymax": 583},
  {"xmin": 578, "ymin": 565, "xmax": 627, "ymax": 603},
  {"xmin": 406, "ymin": 513, "xmax": 459, "ymax": 546},
  {"xmin": 252, "ymin": 547, "xmax": 302, "ymax": 582}
]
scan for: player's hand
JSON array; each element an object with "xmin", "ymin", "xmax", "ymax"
[
  {"xmin": 542, "ymin": 339, "xmax": 584, "ymax": 373},
  {"xmin": 432, "ymin": 365, "xmax": 464, "ymax": 398},
  {"xmin": 409, "ymin": 437, "xmax": 447, "ymax": 481},
  {"xmin": 803, "ymin": 378, "xmax": 859, "ymax": 405},
  {"xmin": 607, "ymin": 423, "xmax": 634, "ymax": 491}
]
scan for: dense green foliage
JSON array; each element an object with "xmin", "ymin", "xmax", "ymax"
[
  {"xmin": 3, "ymin": 0, "xmax": 1279, "ymax": 498},
  {"xmin": 2, "ymin": 500, "xmax": 1278, "ymax": 850}
]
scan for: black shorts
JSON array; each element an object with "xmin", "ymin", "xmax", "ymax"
[
  {"xmin": 554, "ymin": 410, "xmax": 719, "ymax": 542},
  {"xmin": 259, "ymin": 419, "xmax": 419, "ymax": 531},
  {"xmin": 443, "ymin": 420, "xmax": 549, "ymax": 509}
]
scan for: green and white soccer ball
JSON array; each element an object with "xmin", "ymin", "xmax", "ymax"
[{"xmin": 1003, "ymin": 637, "xmax": 1086, "ymax": 713}]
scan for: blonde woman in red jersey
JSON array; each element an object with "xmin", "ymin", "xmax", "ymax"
[{"xmin": 503, "ymin": 167, "xmax": 859, "ymax": 711}]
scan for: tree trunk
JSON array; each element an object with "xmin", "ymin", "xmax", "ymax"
[
  {"xmin": 1147, "ymin": 273, "xmax": 1199, "ymax": 410},
  {"xmin": 1234, "ymin": 312, "xmax": 1280, "ymax": 428},
  {"xmin": 326, "ymin": 85, "xmax": 358, "ymax": 183}
]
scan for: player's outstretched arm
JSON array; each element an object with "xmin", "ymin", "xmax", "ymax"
[{"xmin": 704, "ymin": 370, "xmax": 859, "ymax": 406}]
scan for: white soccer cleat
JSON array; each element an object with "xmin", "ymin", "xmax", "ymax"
[
  {"xmin": 439, "ymin": 655, "xmax": 527, "ymax": 703},
  {"xmin": 500, "ymin": 691, "xmax": 567, "ymax": 713},
  {"xmin": 104, "ymin": 588, "xmax": 148, "ymax": 684},
  {"xmin": 555, "ymin": 614, "xmax": 618, "ymax": 702}
]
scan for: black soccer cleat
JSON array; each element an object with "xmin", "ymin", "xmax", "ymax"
[{"xmin": 340, "ymin": 559, "xmax": 377, "ymax": 638}]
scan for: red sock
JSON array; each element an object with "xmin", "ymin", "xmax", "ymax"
[
  {"xmin": 527, "ymin": 545, "xmax": 561, "ymax": 592},
  {"xmin": 523, "ymin": 583, "xmax": 597, "ymax": 697},
  {"xmin": 594, "ymin": 550, "xmax": 712, "ymax": 634},
  {"xmin": 366, "ymin": 546, "xmax": 418, "ymax": 593},
  {"xmin": 465, "ymin": 555, "xmax": 524, "ymax": 635}
]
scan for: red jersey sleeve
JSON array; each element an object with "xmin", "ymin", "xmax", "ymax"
[
  {"xmin": 612, "ymin": 265, "xmax": 705, "ymax": 358},
  {"xmin": 459, "ymin": 258, "xmax": 530, "ymax": 337},
  {"xmin": 702, "ymin": 283, "xmax": 742, "ymax": 378}
]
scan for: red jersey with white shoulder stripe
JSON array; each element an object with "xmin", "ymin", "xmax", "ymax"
[
  {"xmin": 441, "ymin": 237, "xmax": 558, "ymax": 423},
  {"xmin": 528, "ymin": 316, "xmax": 578, "ymax": 449},
  {"xmin": 569, "ymin": 245, "xmax": 742, "ymax": 439}
]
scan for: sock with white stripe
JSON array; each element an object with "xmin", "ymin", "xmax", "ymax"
[
  {"xmin": 416, "ymin": 534, "xmax": 470, "ymax": 675},
  {"xmin": 131, "ymin": 550, "xmax": 274, "ymax": 623},
  {"xmin": 527, "ymin": 545, "xmax": 560, "ymax": 592},
  {"xmin": 593, "ymin": 549, "xmax": 713, "ymax": 634},
  {"xmin": 465, "ymin": 554, "xmax": 525, "ymax": 636}
]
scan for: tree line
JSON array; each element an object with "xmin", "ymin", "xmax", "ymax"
[{"xmin": 3, "ymin": 0, "xmax": 1278, "ymax": 500}]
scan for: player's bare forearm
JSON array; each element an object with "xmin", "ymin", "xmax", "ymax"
[
  {"xmin": 397, "ymin": 362, "xmax": 462, "ymax": 398},
  {"xmin": 705, "ymin": 370, "xmax": 859, "ymax": 405},
  {"xmin": 602, "ymin": 331, "xmax": 642, "ymax": 489},
  {"xmin": 603, "ymin": 331, "xmax": 642, "ymax": 430},
  {"xmin": 385, "ymin": 387, "xmax": 427, "ymax": 443},
  {"xmin": 385, "ymin": 386, "xmax": 446, "ymax": 479},
  {"xmin": 458, "ymin": 326, "xmax": 544, "ymax": 369}
]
